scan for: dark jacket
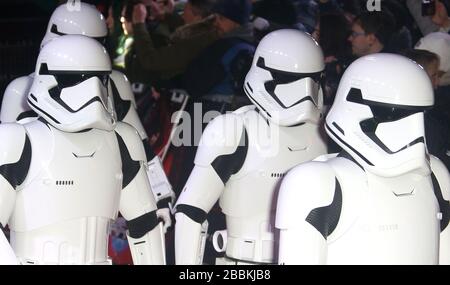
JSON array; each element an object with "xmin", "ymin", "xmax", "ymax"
[
  {"xmin": 132, "ymin": 22, "xmax": 219, "ymax": 80},
  {"xmin": 170, "ymin": 15, "xmax": 217, "ymax": 43},
  {"xmin": 182, "ymin": 24, "xmax": 255, "ymax": 102}
]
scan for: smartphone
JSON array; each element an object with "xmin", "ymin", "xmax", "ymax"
[{"xmin": 422, "ymin": 0, "xmax": 436, "ymax": 16}]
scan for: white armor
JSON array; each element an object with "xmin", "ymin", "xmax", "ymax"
[
  {"xmin": 1, "ymin": 2, "xmax": 108, "ymax": 125},
  {"xmin": 0, "ymin": 227, "xmax": 17, "ymax": 264},
  {"xmin": 0, "ymin": 35, "xmax": 165, "ymax": 265},
  {"xmin": 276, "ymin": 53, "xmax": 450, "ymax": 264},
  {"xmin": 174, "ymin": 30, "xmax": 328, "ymax": 264},
  {"xmin": 109, "ymin": 71, "xmax": 175, "ymax": 214},
  {"xmin": 0, "ymin": 2, "xmax": 174, "ymax": 222}
]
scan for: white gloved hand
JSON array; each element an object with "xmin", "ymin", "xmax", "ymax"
[{"xmin": 156, "ymin": 208, "xmax": 172, "ymax": 234}]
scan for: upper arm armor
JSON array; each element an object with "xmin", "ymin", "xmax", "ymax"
[
  {"xmin": 0, "ymin": 123, "xmax": 31, "ymax": 189},
  {"xmin": 117, "ymin": 122, "xmax": 158, "ymax": 221},
  {"xmin": 1, "ymin": 75, "xmax": 33, "ymax": 123},
  {"xmin": 110, "ymin": 71, "xmax": 148, "ymax": 140},
  {"xmin": 0, "ymin": 123, "xmax": 30, "ymax": 225},
  {"xmin": 115, "ymin": 122, "xmax": 147, "ymax": 163},
  {"xmin": 115, "ymin": 122, "xmax": 147, "ymax": 189},
  {"xmin": 276, "ymin": 161, "xmax": 341, "ymax": 239},
  {"xmin": 174, "ymin": 114, "xmax": 247, "ymax": 215},
  {"xmin": 110, "ymin": 71, "xmax": 137, "ymax": 108},
  {"xmin": 194, "ymin": 113, "xmax": 247, "ymax": 184}
]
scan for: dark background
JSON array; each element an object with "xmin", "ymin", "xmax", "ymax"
[
  {"xmin": 0, "ymin": 0, "xmax": 109, "ymax": 103},
  {"xmin": 0, "ymin": 1, "xmax": 54, "ymax": 102}
]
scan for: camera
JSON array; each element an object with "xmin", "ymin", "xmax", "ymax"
[{"xmin": 422, "ymin": 0, "xmax": 436, "ymax": 16}]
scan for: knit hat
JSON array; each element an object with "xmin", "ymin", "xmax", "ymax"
[
  {"xmin": 213, "ymin": 0, "xmax": 252, "ymax": 26},
  {"xmin": 415, "ymin": 32, "xmax": 450, "ymax": 73}
]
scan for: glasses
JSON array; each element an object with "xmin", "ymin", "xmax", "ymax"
[{"xmin": 350, "ymin": 31, "xmax": 366, "ymax": 38}]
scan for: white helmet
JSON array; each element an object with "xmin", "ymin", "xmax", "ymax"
[
  {"xmin": 28, "ymin": 35, "xmax": 115, "ymax": 132},
  {"xmin": 325, "ymin": 53, "xmax": 434, "ymax": 177},
  {"xmin": 40, "ymin": 2, "xmax": 107, "ymax": 49},
  {"xmin": 243, "ymin": 29, "xmax": 325, "ymax": 126},
  {"xmin": 415, "ymin": 32, "xmax": 450, "ymax": 73}
]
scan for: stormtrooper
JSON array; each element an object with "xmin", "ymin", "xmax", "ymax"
[
  {"xmin": 174, "ymin": 29, "xmax": 328, "ymax": 264},
  {"xmin": 1, "ymin": 2, "xmax": 108, "ymax": 124},
  {"xmin": 0, "ymin": 35, "xmax": 166, "ymax": 265},
  {"xmin": 275, "ymin": 53, "xmax": 450, "ymax": 265},
  {"xmin": 0, "ymin": 2, "xmax": 175, "ymax": 229}
]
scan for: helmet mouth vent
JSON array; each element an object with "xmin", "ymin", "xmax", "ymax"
[{"xmin": 360, "ymin": 117, "xmax": 425, "ymax": 154}]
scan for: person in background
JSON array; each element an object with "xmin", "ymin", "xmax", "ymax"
[
  {"xmin": 404, "ymin": 49, "xmax": 441, "ymax": 89},
  {"xmin": 182, "ymin": 0, "xmax": 255, "ymax": 113},
  {"xmin": 412, "ymin": 32, "xmax": 450, "ymax": 170},
  {"xmin": 170, "ymin": 0, "xmax": 217, "ymax": 43},
  {"xmin": 131, "ymin": 0, "xmax": 219, "ymax": 81},
  {"xmin": 415, "ymin": 32, "xmax": 450, "ymax": 106},
  {"xmin": 406, "ymin": 0, "xmax": 450, "ymax": 36},
  {"xmin": 348, "ymin": 11, "xmax": 396, "ymax": 58},
  {"xmin": 403, "ymin": 49, "xmax": 449, "ymax": 170},
  {"xmin": 427, "ymin": 2, "xmax": 450, "ymax": 86},
  {"xmin": 312, "ymin": 12, "xmax": 351, "ymax": 108}
]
